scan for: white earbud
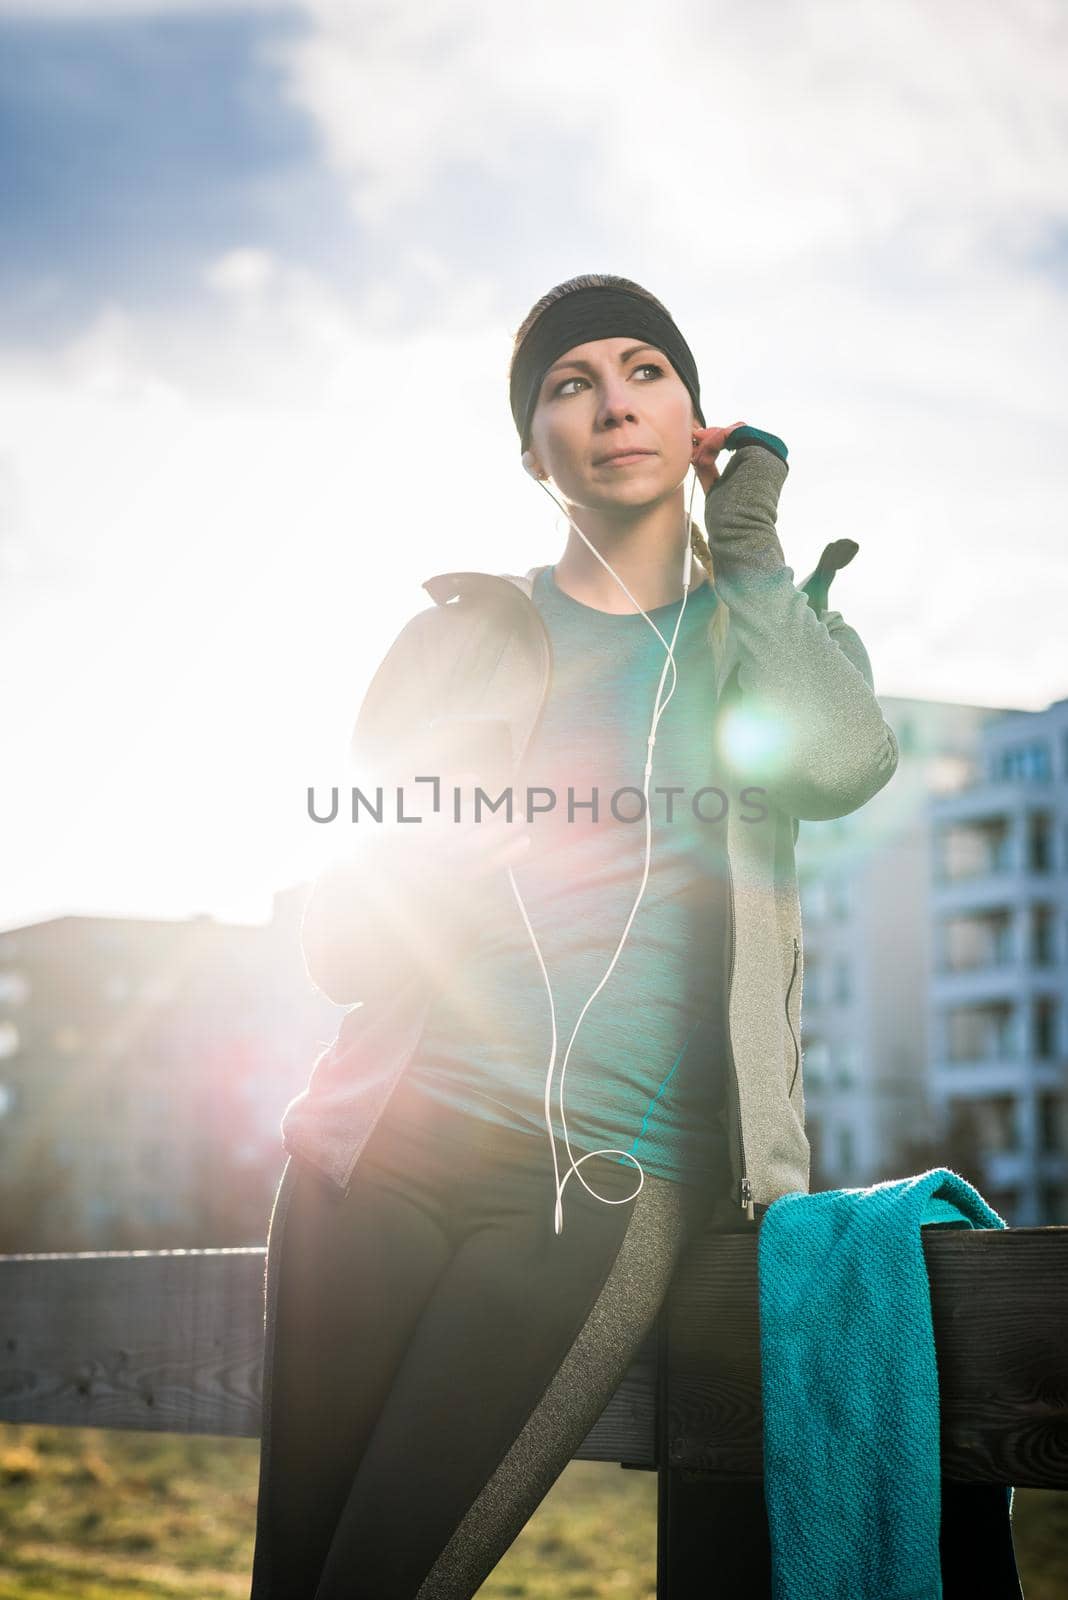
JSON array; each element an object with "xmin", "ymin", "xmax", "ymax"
[{"xmin": 514, "ymin": 441, "xmax": 704, "ymax": 1236}]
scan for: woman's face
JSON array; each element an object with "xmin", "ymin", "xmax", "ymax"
[{"xmin": 527, "ymin": 335, "xmax": 697, "ymax": 511}]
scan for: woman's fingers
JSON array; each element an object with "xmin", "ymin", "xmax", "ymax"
[
  {"xmin": 691, "ymin": 421, "xmax": 750, "ymax": 492},
  {"xmin": 692, "ymin": 420, "xmax": 747, "ymax": 451}
]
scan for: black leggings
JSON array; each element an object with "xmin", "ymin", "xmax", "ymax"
[{"xmin": 249, "ymin": 1074, "xmax": 727, "ymax": 1598}]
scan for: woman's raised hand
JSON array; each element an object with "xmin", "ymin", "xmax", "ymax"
[{"xmin": 691, "ymin": 421, "xmax": 747, "ymax": 495}]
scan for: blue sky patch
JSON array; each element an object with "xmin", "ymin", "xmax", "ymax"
[{"xmin": 0, "ymin": 6, "xmax": 367, "ymax": 341}]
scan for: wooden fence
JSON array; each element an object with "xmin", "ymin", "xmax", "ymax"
[{"xmin": 3, "ymin": 1223, "xmax": 1067, "ymax": 1596}]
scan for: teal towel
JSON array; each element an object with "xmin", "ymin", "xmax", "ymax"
[{"xmin": 758, "ymin": 1168, "xmax": 1016, "ymax": 1600}]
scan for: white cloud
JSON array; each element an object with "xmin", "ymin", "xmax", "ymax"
[
  {"xmin": 2, "ymin": 0, "xmax": 1067, "ymax": 928},
  {"xmin": 0, "ymin": 1, "xmax": 286, "ymax": 15},
  {"xmin": 203, "ymin": 247, "xmax": 280, "ymax": 299},
  {"xmin": 277, "ymin": 0, "xmax": 1068, "ymax": 276}
]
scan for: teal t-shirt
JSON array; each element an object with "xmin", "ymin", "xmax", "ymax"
[{"xmin": 398, "ymin": 563, "xmax": 731, "ymax": 1188}]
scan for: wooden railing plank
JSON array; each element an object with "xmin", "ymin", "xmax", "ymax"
[
  {"xmin": 0, "ymin": 1248, "xmax": 266, "ymax": 1438},
  {"xmin": 659, "ymin": 1226, "xmax": 1068, "ymax": 1489},
  {"xmin": 3, "ymin": 1228, "xmax": 1067, "ymax": 1490},
  {"xmin": 0, "ymin": 1247, "xmax": 655, "ymax": 1461}
]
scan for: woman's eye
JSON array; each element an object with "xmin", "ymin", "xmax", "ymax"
[{"xmin": 553, "ymin": 362, "xmax": 663, "ymax": 399}]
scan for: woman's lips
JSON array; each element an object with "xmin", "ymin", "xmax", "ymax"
[{"xmin": 597, "ymin": 451, "xmax": 655, "ymax": 466}]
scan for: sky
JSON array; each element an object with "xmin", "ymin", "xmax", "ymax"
[{"xmin": 1, "ymin": 0, "xmax": 1065, "ymax": 932}]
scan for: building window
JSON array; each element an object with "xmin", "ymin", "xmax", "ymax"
[
  {"xmin": 992, "ymin": 742, "xmax": 1051, "ymax": 782},
  {"xmin": 1033, "ymin": 997, "xmax": 1058, "ymax": 1060},
  {"xmin": 836, "ymin": 1125, "xmax": 854, "ymax": 1176},
  {"xmin": 938, "ymin": 819, "xmax": 1010, "ymax": 881},
  {"xmin": 1038, "ymin": 1094, "xmax": 1066, "ymax": 1154},
  {"xmin": 947, "ymin": 1003, "xmax": 1015, "ymax": 1063},
  {"xmin": 943, "ymin": 912, "xmax": 1013, "ymax": 972},
  {"xmin": 971, "ymin": 1095, "xmax": 1018, "ymax": 1153},
  {"xmin": 1032, "ymin": 906, "xmax": 1055, "ymax": 967},
  {"xmin": 1028, "ymin": 812, "xmax": 1053, "ymax": 873}
]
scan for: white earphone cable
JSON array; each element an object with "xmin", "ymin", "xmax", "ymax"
[{"xmin": 509, "ymin": 455, "xmax": 703, "ymax": 1235}]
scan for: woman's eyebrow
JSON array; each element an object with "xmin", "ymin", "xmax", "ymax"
[{"xmin": 544, "ymin": 344, "xmax": 660, "ymax": 378}]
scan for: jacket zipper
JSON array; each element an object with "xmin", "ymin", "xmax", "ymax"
[
  {"xmin": 723, "ymin": 849, "xmax": 753, "ymax": 1218},
  {"xmin": 786, "ymin": 934, "xmax": 801, "ymax": 1097},
  {"xmin": 711, "ymin": 667, "xmax": 752, "ymax": 1219}
]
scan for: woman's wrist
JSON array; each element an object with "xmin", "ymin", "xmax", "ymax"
[{"xmin": 724, "ymin": 424, "xmax": 789, "ymax": 464}]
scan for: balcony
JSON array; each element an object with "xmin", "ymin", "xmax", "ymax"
[
  {"xmin": 930, "ymin": 803, "xmax": 1056, "ymax": 907},
  {"xmin": 937, "ymin": 913, "xmax": 1015, "ymax": 978},
  {"xmin": 983, "ymin": 1148, "xmax": 1031, "ymax": 1190},
  {"xmin": 933, "ymin": 966, "xmax": 1053, "ymax": 1010}
]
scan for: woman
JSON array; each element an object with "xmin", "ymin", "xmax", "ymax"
[{"xmin": 249, "ymin": 273, "xmax": 899, "ymax": 1598}]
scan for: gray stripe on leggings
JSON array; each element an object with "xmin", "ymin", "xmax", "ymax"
[{"xmin": 413, "ymin": 1170, "xmax": 693, "ymax": 1599}]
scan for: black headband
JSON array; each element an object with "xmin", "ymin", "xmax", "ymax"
[{"xmin": 510, "ymin": 285, "xmax": 706, "ymax": 452}]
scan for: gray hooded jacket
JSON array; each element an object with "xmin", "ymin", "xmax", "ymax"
[{"xmin": 281, "ymin": 443, "xmax": 899, "ymax": 1222}]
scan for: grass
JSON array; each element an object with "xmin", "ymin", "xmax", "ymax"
[{"xmin": 0, "ymin": 1423, "xmax": 1064, "ymax": 1597}]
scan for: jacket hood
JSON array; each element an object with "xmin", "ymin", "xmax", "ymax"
[
  {"xmin": 421, "ymin": 566, "xmax": 549, "ymax": 607},
  {"xmin": 424, "ymin": 537, "xmax": 857, "ymax": 619}
]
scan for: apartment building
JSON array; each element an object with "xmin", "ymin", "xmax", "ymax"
[
  {"xmin": 0, "ymin": 886, "xmax": 335, "ymax": 1251},
  {"xmin": 795, "ymin": 693, "xmax": 1016, "ymax": 1192},
  {"xmin": 928, "ymin": 697, "xmax": 1068, "ymax": 1224}
]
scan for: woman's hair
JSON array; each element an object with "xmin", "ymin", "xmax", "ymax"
[{"xmin": 511, "ymin": 272, "xmax": 729, "ymax": 678}]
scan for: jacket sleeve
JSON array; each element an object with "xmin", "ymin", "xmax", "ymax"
[
  {"xmin": 705, "ymin": 444, "xmax": 899, "ymax": 822},
  {"xmin": 299, "ymin": 606, "xmax": 483, "ymax": 1006}
]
